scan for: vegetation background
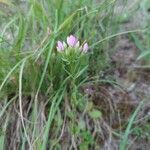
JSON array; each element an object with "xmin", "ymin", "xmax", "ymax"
[{"xmin": 0, "ymin": 0, "xmax": 150, "ymax": 149}]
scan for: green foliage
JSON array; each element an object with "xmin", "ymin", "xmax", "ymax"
[
  {"xmin": 89, "ymin": 109, "xmax": 102, "ymax": 119},
  {"xmin": 132, "ymin": 124, "xmax": 150, "ymax": 140},
  {"xmin": 119, "ymin": 101, "xmax": 144, "ymax": 150},
  {"xmin": 131, "ymin": 0, "xmax": 150, "ymax": 64}
]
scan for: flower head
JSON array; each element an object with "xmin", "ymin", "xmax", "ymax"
[
  {"xmin": 82, "ymin": 42, "xmax": 89, "ymax": 53},
  {"xmin": 67, "ymin": 35, "xmax": 79, "ymax": 48},
  {"xmin": 56, "ymin": 35, "xmax": 89, "ymax": 54},
  {"xmin": 56, "ymin": 41, "xmax": 65, "ymax": 52}
]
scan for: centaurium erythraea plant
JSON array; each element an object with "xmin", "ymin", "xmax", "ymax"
[{"xmin": 56, "ymin": 35, "xmax": 89, "ymax": 81}]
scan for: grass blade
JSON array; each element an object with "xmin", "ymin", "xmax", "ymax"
[{"xmin": 119, "ymin": 101, "xmax": 144, "ymax": 150}]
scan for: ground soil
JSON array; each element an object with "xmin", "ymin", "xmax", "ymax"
[{"xmin": 84, "ymin": 35, "xmax": 150, "ymax": 149}]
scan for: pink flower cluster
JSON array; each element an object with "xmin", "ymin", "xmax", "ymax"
[{"xmin": 56, "ymin": 35, "xmax": 89, "ymax": 53}]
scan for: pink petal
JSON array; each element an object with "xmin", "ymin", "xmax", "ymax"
[
  {"xmin": 67, "ymin": 35, "xmax": 79, "ymax": 47},
  {"xmin": 57, "ymin": 41, "xmax": 64, "ymax": 52},
  {"xmin": 82, "ymin": 42, "xmax": 88, "ymax": 53}
]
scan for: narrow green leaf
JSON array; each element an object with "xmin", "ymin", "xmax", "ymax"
[{"xmin": 89, "ymin": 109, "xmax": 102, "ymax": 119}]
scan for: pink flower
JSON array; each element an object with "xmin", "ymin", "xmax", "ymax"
[
  {"xmin": 56, "ymin": 36, "xmax": 89, "ymax": 54},
  {"xmin": 82, "ymin": 42, "xmax": 88, "ymax": 53},
  {"xmin": 67, "ymin": 35, "xmax": 79, "ymax": 48},
  {"xmin": 56, "ymin": 41, "xmax": 65, "ymax": 52}
]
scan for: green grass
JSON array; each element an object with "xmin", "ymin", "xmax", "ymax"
[
  {"xmin": 0, "ymin": 0, "xmax": 149, "ymax": 149},
  {"xmin": 119, "ymin": 101, "xmax": 144, "ymax": 150},
  {"xmin": 131, "ymin": 0, "xmax": 150, "ymax": 64}
]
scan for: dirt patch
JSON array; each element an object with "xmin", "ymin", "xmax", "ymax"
[{"xmin": 83, "ymin": 35, "xmax": 150, "ymax": 149}]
